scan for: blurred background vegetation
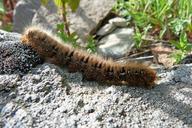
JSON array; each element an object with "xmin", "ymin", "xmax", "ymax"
[
  {"xmin": 113, "ymin": 0, "xmax": 192, "ymax": 63},
  {"xmin": 1, "ymin": 0, "xmax": 192, "ymax": 63},
  {"xmin": 0, "ymin": 0, "xmax": 16, "ymax": 31}
]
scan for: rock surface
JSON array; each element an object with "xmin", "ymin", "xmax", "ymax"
[
  {"xmin": 0, "ymin": 30, "xmax": 43, "ymax": 74},
  {"xmin": 97, "ymin": 28, "xmax": 135, "ymax": 58},
  {"xmin": 0, "ymin": 63, "xmax": 192, "ymax": 127},
  {"xmin": 68, "ymin": 0, "xmax": 116, "ymax": 41},
  {"xmin": 109, "ymin": 17, "xmax": 128, "ymax": 27},
  {"xmin": 96, "ymin": 23, "xmax": 116, "ymax": 36},
  {"xmin": 13, "ymin": 0, "xmax": 41, "ymax": 33},
  {"xmin": 97, "ymin": 17, "xmax": 128, "ymax": 36},
  {"xmin": 32, "ymin": 6, "xmax": 61, "ymax": 31}
]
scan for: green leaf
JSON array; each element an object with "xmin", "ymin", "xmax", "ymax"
[
  {"xmin": 54, "ymin": 0, "xmax": 67, "ymax": 7},
  {"xmin": 86, "ymin": 36, "xmax": 96, "ymax": 53},
  {"xmin": 0, "ymin": 1, "xmax": 5, "ymax": 13},
  {"xmin": 56, "ymin": 23, "xmax": 79, "ymax": 48},
  {"xmin": 133, "ymin": 27, "xmax": 143, "ymax": 48},
  {"xmin": 159, "ymin": 25, "xmax": 167, "ymax": 39},
  {"xmin": 130, "ymin": 12, "xmax": 150, "ymax": 27},
  {"xmin": 170, "ymin": 50, "xmax": 185, "ymax": 64},
  {"xmin": 40, "ymin": 0, "xmax": 49, "ymax": 6},
  {"xmin": 57, "ymin": 23, "xmax": 65, "ymax": 31},
  {"xmin": 68, "ymin": 0, "xmax": 80, "ymax": 12},
  {"xmin": 2, "ymin": 24, "xmax": 13, "ymax": 32}
]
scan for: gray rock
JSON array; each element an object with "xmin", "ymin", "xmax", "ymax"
[
  {"xmin": 171, "ymin": 64, "xmax": 192, "ymax": 84},
  {"xmin": 0, "ymin": 30, "xmax": 44, "ymax": 74},
  {"xmin": 68, "ymin": 0, "xmax": 116, "ymax": 41},
  {"xmin": 96, "ymin": 17, "xmax": 128, "ymax": 36},
  {"xmin": 1, "ymin": 102, "xmax": 17, "ymax": 116},
  {"xmin": 109, "ymin": 17, "xmax": 128, "ymax": 27},
  {"xmin": 0, "ymin": 62, "xmax": 192, "ymax": 127},
  {"xmin": 13, "ymin": 0, "xmax": 41, "ymax": 33},
  {"xmin": 1, "ymin": 102, "xmax": 33, "ymax": 127},
  {"xmin": 0, "ymin": 29, "xmax": 20, "ymax": 41},
  {"xmin": 32, "ymin": 5, "xmax": 61, "ymax": 31},
  {"xmin": 0, "ymin": 75, "xmax": 20, "ymax": 91},
  {"xmin": 96, "ymin": 23, "xmax": 116, "ymax": 36},
  {"xmin": 97, "ymin": 28, "xmax": 135, "ymax": 58}
]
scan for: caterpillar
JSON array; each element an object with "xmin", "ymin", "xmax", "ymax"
[{"xmin": 20, "ymin": 26, "xmax": 157, "ymax": 88}]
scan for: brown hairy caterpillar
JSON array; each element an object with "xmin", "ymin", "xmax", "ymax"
[{"xmin": 20, "ymin": 26, "xmax": 157, "ymax": 88}]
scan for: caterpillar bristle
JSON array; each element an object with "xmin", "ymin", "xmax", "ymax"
[{"xmin": 21, "ymin": 26, "xmax": 157, "ymax": 88}]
